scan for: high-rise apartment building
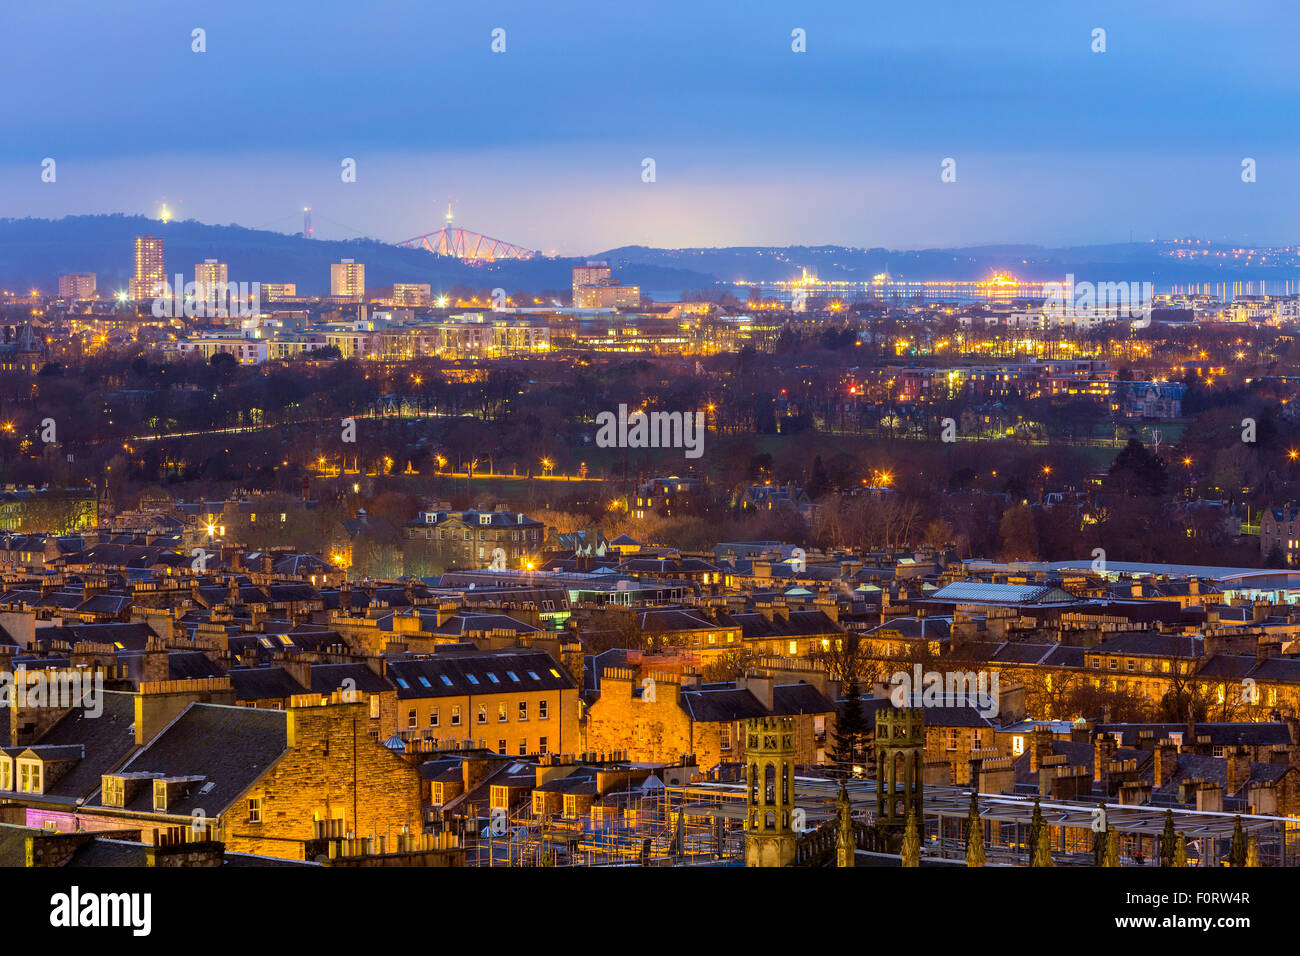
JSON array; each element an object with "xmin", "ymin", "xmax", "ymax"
[
  {"xmin": 575, "ymin": 282, "xmax": 642, "ymax": 309},
  {"xmin": 195, "ymin": 259, "xmax": 228, "ymax": 296},
  {"xmin": 572, "ymin": 262, "xmax": 611, "ymax": 303},
  {"xmin": 331, "ymin": 259, "xmax": 366, "ymax": 299},
  {"xmin": 58, "ymin": 273, "xmax": 97, "ymax": 299},
  {"xmin": 129, "ymin": 235, "xmax": 166, "ymax": 300},
  {"xmin": 393, "ymin": 283, "xmax": 432, "ymax": 307},
  {"xmin": 261, "ymin": 283, "xmax": 297, "ymax": 301}
]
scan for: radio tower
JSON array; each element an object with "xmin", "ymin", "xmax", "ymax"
[{"xmin": 303, "ymin": 207, "xmax": 313, "ymax": 239}]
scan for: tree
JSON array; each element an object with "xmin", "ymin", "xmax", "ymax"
[
  {"xmin": 1160, "ymin": 810, "xmax": 1177, "ymax": 867},
  {"xmin": 965, "ymin": 792, "xmax": 985, "ymax": 867},
  {"xmin": 1229, "ymin": 817, "xmax": 1246, "ymax": 867},
  {"xmin": 1107, "ymin": 438, "xmax": 1168, "ymax": 497},
  {"xmin": 901, "ymin": 806, "xmax": 920, "ymax": 867},
  {"xmin": 830, "ymin": 682, "xmax": 868, "ymax": 777},
  {"xmin": 999, "ymin": 505, "xmax": 1039, "ymax": 561}
]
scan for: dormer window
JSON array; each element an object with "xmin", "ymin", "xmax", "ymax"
[
  {"xmin": 17, "ymin": 759, "xmax": 42, "ymax": 794},
  {"xmin": 479, "ymin": 514, "xmax": 491, "ymax": 525}
]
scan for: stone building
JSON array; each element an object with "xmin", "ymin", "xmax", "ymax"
[{"xmin": 585, "ymin": 666, "xmax": 835, "ymax": 771}]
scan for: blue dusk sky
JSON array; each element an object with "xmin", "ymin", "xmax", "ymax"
[{"xmin": 1, "ymin": 0, "xmax": 1298, "ymax": 253}]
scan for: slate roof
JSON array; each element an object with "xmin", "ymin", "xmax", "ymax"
[
  {"xmin": 850, "ymin": 696, "xmax": 995, "ymax": 729},
  {"xmin": 32, "ymin": 622, "xmax": 156, "ymax": 651},
  {"xmin": 417, "ymin": 611, "xmax": 542, "ymax": 637},
  {"xmin": 865, "ymin": 617, "xmax": 953, "ymax": 640},
  {"xmin": 100, "ymin": 703, "xmax": 289, "ymax": 817},
  {"xmin": 1091, "ymin": 631, "xmax": 1204, "ymax": 658},
  {"xmin": 15, "ymin": 691, "xmax": 139, "ymax": 802},
  {"xmin": 680, "ymin": 682, "xmax": 835, "ymax": 723},
  {"xmin": 636, "ymin": 608, "xmax": 719, "ymax": 632},
  {"xmin": 308, "ymin": 663, "xmax": 394, "ymax": 695},
  {"xmin": 387, "ymin": 649, "xmax": 574, "ymax": 700},
  {"xmin": 228, "ymin": 666, "xmax": 308, "ymax": 701},
  {"xmin": 724, "ymin": 609, "xmax": 844, "ymax": 639}
]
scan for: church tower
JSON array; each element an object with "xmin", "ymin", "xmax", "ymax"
[
  {"xmin": 744, "ymin": 716, "xmax": 797, "ymax": 867},
  {"xmin": 875, "ymin": 706, "xmax": 924, "ymax": 846}
]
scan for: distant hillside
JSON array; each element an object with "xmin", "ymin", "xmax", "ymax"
[
  {"xmin": 596, "ymin": 241, "xmax": 1300, "ymax": 286},
  {"xmin": 0, "ymin": 215, "xmax": 715, "ymax": 297},
  {"xmin": 2, "ymin": 215, "xmax": 1296, "ymax": 296}
]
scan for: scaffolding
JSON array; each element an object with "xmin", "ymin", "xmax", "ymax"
[{"xmin": 460, "ymin": 776, "xmax": 1300, "ymax": 867}]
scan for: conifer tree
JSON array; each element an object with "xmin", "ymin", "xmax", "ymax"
[{"xmin": 831, "ymin": 680, "xmax": 867, "ymax": 777}]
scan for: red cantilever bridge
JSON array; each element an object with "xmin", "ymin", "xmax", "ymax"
[{"xmin": 396, "ymin": 210, "xmax": 536, "ymax": 263}]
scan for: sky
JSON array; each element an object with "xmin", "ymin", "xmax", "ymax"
[{"xmin": 3, "ymin": 0, "xmax": 1300, "ymax": 254}]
